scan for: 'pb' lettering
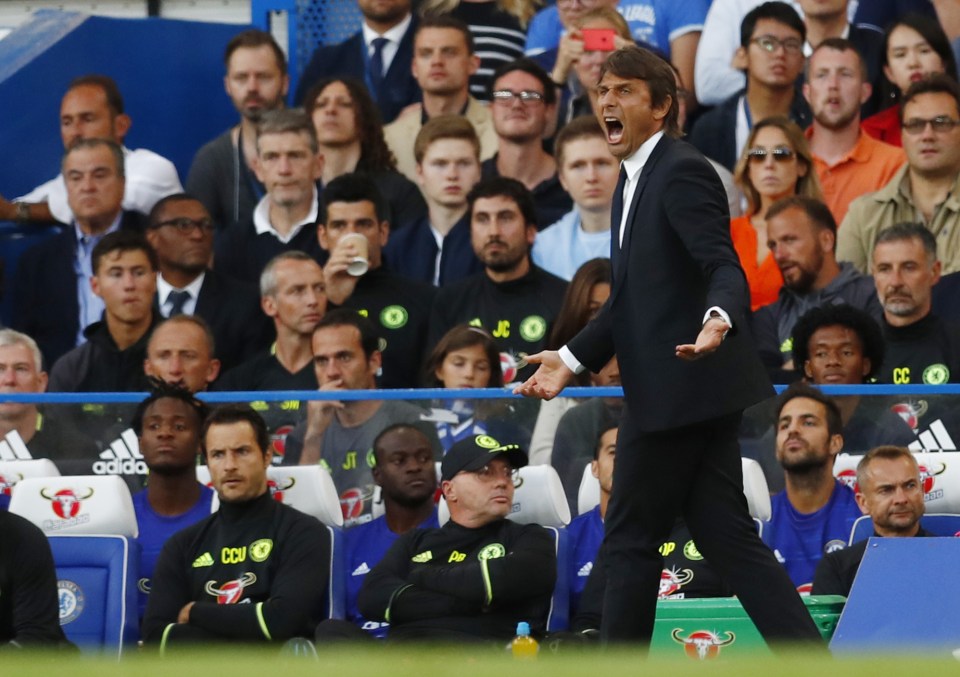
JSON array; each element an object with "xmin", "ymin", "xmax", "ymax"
[
  {"xmin": 221, "ymin": 547, "xmax": 247, "ymax": 564},
  {"xmin": 448, "ymin": 550, "xmax": 467, "ymax": 563}
]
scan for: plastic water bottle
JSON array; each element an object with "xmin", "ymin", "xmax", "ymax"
[{"xmin": 511, "ymin": 621, "xmax": 539, "ymax": 659}]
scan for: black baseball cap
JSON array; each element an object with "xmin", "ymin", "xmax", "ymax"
[{"xmin": 440, "ymin": 434, "xmax": 528, "ymax": 481}]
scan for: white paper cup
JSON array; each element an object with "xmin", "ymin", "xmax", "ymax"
[{"xmin": 342, "ymin": 232, "xmax": 369, "ymax": 276}]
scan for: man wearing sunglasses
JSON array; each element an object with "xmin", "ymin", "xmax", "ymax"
[
  {"xmin": 358, "ymin": 434, "xmax": 556, "ymax": 642},
  {"xmin": 145, "ymin": 193, "xmax": 269, "ymax": 373},
  {"xmin": 690, "ymin": 1, "xmax": 811, "ymax": 171},
  {"xmin": 839, "ymin": 75, "xmax": 960, "ymax": 276}
]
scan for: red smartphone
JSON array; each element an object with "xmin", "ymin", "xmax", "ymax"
[{"xmin": 582, "ymin": 28, "xmax": 617, "ymax": 51}]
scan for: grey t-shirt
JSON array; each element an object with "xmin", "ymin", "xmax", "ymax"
[{"xmin": 283, "ymin": 400, "xmax": 440, "ymax": 526}]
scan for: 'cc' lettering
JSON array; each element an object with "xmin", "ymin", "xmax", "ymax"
[
  {"xmin": 221, "ymin": 547, "xmax": 247, "ymax": 564},
  {"xmin": 893, "ymin": 368, "xmax": 911, "ymax": 384}
]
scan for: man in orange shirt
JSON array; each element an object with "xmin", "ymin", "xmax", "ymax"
[{"xmin": 803, "ymin": 38, "xmax": 904, "ymax": 224}]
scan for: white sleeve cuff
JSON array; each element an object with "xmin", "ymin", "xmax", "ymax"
[
  {"xmin": 703, "ymin": 306, "xmax": 732, "ymax": 328},
  {"xmin": 558, "ymin": 345, "xmax": 585, "ymax": 374}
]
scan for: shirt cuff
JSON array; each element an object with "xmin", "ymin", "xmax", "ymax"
[
  {"xmin": 558, "ymin": 345, "xmax": 585, "ymax": 374},
  {"xmin": 703, "ymin": 306, "xmax": 732, "ymax": 329}
]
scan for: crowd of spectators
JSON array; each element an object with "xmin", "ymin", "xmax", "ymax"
[{"xmin": 3, "ymin": 0, "xmax": 960, "ymax": 651}]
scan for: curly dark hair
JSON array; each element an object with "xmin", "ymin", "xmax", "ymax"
[
  {"xmin": 302, "ymin": 77, "xmax": 398, "ymax": 173},
  {"xmin": 131, "ymin": 379, "xmax": 209, "ymax": 436},
  {"xmin": 791, "ymin": 304, "xmax": 885, "ymax": 382}
]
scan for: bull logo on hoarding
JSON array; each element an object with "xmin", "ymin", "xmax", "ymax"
[
  {"xmin": 40, "ymin": 487, "xmax": 94, "ymax": 519},
  {"xmin": 266, "ymin": 476, "xmax": 296, "ymax": 503},
  {"xmin": 671, "ymin": 629, "xmax": 736, "ymax": 660}
]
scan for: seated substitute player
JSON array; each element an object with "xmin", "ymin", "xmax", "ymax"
[
  {"xmin": 142, "ymin": 405, "xmax": 330, "ymax": 650},
  {"xmin": 358, "ymin": 434, "xmax": 556, "ymax": 642},
  {"xmin": 131, "ymin": 382, "xmax": 214, "ymax": 621}
]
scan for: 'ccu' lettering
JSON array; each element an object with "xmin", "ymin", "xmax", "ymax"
[
  {"xmin": 448, "ymin": 550, "xmax": 467, "ymax": 563},
  {"xmin": 221, "ymin": 547, "xmax": 247, "ymax": 564},
  {"xmin": 893, "ymin": 367, "xmax": 911, "ymax": 384}
]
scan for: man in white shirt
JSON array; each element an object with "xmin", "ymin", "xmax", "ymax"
[{"xmin": 3, "ymin": 74, "xmax": 181, "ymax": 225}]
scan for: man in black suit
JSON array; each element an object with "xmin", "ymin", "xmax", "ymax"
[
  {"xmin": 516, "ymin": 46, "xmax": 821, "ymax": 648},
  {"xmin": 145, "ymin": 193, "xmax": 269, "ymax": 372},
  {"xmin": 295, "ymin": 0, "xmax": 420, "ymax": 124},
  {"xmin": 13, "ymin": 138, "xmax": 146, "ymax": 366}
]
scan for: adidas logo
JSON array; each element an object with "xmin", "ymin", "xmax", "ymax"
[
  {"xmin": 578, "ymin": 562, "xmax": 593, "ymax": 577},
  {"xmin": 94, "ymin": 428, "xmax": 147, "ymax": 475},
  {"xmin": 192, "ymin": 552, "xmax": 214, "ymax": 568},
  {"xmin": 909, "ymin": 419, "xmax": 957, "ymax": 452},
  {"xmin": 0, "ymin": 430, "xmax": 32, "ymax": 461},
  {"xmin": 352, "ymin": 562, "xmax": 371, "ymax": 576},
  {"xmin": 411, "ymin": 550, "xmax": 432, "ymax": 563}
]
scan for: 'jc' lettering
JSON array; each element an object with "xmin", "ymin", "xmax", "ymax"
[
  {"xmin": 448, "ymin": 550, "xmax": 467, "ymax": 563},
  {"xmin": 492, "ymin": 320, "xmax": 510, "ymax": 338},
  {"xmin": 342, "ymin": 451, "xmax": 357, "ymax": 470}
]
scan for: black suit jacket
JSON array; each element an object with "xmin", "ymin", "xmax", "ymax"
[
  {"xmin": 12, "ymin": 211, "xmax": 146, "ymax": 367},
  {"xmin": 160, "ymin": 269, "xmax": 271, "ymax": 374},
  {"xmin": 567, "ymin": 135, "xmax": 771, "ymax": 432},
  {"xmin": 295, "ymin": 22, "xmax": 422, "ymax": 124}
]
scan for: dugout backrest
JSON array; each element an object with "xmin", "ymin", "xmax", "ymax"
[
  {"xmin": 834, "ymin": 451, "xmax": 960, "ymax": 513},
  {"xmin": 0, "ymin": 458, "xmax": 60, "ymax": 509}
]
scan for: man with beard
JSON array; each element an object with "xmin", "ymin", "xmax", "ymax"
[
  {"xmin": 751, "ymin": 195, "xmax": 881, "ymax": 382},
  {"xmin": 296, "ymin": 0, "xmax": 420, "ymax": 123},
  {"xmin": 131, "ymin": 383, "xmax": 213, "ymax": 621},
  {"xmin": 428, "ymin": 177, "xmax": 568, "ymax": 382},
  {"xmin": 186, "ymin": 30, "xmax": 289, "ymax": 232},
  {"xmin": 761, "ymin": 382, "xmax": 861, "ymax": 590},
  {"xmin": 803, "ymin": 39, "xmax": 904, "ymax": 224}
]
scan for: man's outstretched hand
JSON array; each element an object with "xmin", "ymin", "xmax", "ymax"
[
  {"xmin": 676, "ymin": 317, "xmax": 729, "ymax": 361},
  {"xmin": 512, "ymin": 350, "xmax": 575, "ymax": 400}
]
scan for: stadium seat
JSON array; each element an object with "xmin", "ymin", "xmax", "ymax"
[
  {"xmin": 8, "ymin": 475, "xmax": 139, "ymax": 656},
  {"xmin": 196, "ymin": 465, "xmax": 346, "ymax": 619},
  {"xmin": 834, "ymin": 451, "xmax": 960, "ymax": 513},
  {"xmin": 0, "ymin": 458, "xmax": 60, "ymax": 510},
  {"xmin": 576, "ymin": 458, "xmax": 772, "ymax": 521},
  {"xmin": 438, "ymin": 464, "xmax": 572, "ymax": 631}
]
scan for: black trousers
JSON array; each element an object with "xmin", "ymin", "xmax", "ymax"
[{"xmin": 599, "ymin": 408, "xmax": 823, "ymax": 648}]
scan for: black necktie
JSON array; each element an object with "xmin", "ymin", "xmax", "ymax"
[
  {"xmin": 369, "ymin": 37, "xmax": 389, "ymax": 100},
  {"xmin": 167, "ymin": 290, "xmax": 191, "ymax": 317},
  {"xmin": 611, "ymin": 166, "xmax": 628, "ymax": 250}
]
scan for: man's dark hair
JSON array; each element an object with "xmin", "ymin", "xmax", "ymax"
[
  {"xmin": 415, "ymin": 14, "xmax": 475, "ymax": 54},
  {"xmin": 467, "ymin": 176, "xmax": 538, "ymax": 229},
  {"xmin": 598, "ymin": 46, "xmax": 679, "ymax": 138},
  {"xmin": 791, "ymin": 304, "xmax": 885, "ymax": 382},
  {"xmin": 775, "ymin": 381, "xmax": 843, "ymax": 438},
  {"xmin": 554, "ymin": 115, "xmax": 606, "ymax": 166},
  {"xmin": 874, "ymin": 222, "xmax": 938, "ymax": 262},
  {"xmin": 371, "ymin": 422, "xmax": 434, "ymax": 464},
  {"xmin": 67, "ymin": 74, "xmax": 125, "ymax": 115},
  {"xmin": 131, "ymin": 381, "xmax": 209, "ymax": 436},
  {"xmin": 313, "ymin": 308, "xmax": 381, "ymax": 360},
  {"xmin": 63, "ymin": 137, "xmax": 125, "ymax": 178},
  {"xmin": 224, "ymin": 29, "xmax": 287, "ymax": 74},
  {"xmin": 594, "ymin": 421, "xmax": 619, "ymax": 460},
  {"xmin": 808, "ymin": 38, "xmax": 867, "ymax": 81},
  {"xmin": 490, "ymin": 57, "xmax": 557, "ymax": 105},
  {"xmin": 201, "ymin": 404, "xmax": 271, "ymax": 458},
  {"xmin": 900, "ymin": 73, "xmax": 960, "ymax": 125},
  {"xmin": 766, "ymin": 195, "xmax": 838, "ymax": 241},
  {"xmin": 740, "ymin": 1, "xmax": 805, "ymax": 48},
  {"xmin": 147, "ymin": 192, "xmax": 207, "ymax": 228},
  {"xmin": 92, "ymin": 229, "xmax": 158, "ymax": 275},
  {"xmin": 319, "ymin": 173, "xmax": 390, "ymax": 224},
  {"xmin": 302, "ymin": 77, "xmax": 397, "ymax": 173}
]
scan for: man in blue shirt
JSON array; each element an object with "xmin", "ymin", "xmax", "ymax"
[
  {"xmin": 131, "ymin": 383, "xmax": 214, "ymax": 620},
  {"xmin": 762, "ymin": 382, "xmax": 860, "ymax": 591}
]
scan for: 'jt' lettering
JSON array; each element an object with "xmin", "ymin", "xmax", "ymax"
[
  {"xmin": 493, "ymin": 320, "xmax": 510, "ymax": 338},
  {"xmin": 221, "ymin": 547, "xmax": 247, "ymax": 564},
  {"xmin": 343, "ymin": 451, "xmax": 357, "ymax": 470},
  {"xmin": 659, "ymin": 542, "xmax": 676, "ymax": 557},
  {"xmin": 893, "ymin": 367, "xmax": 911, "ymax": 384},
  {"xmin": 448, "ymin": 550, "xmax": 467, "ymax": 562}
]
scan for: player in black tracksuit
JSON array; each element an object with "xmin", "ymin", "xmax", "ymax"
[
  {"xmin": 142, "ymin": 492, "xmax": 330, "ymax": 649},
  {"xmin": 358, "ymin": 434, "xmax": 557, "ymax": 642}
]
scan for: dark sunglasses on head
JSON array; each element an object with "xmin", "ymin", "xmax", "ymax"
[{"xmin": 747, "ymin": 147, "xmax": 796, "ymax": 163}]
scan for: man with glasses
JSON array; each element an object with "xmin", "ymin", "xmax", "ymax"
[
  {"xmin": 690, "ymin": 1, "xmax": 810, "ymax": 171},
  {"xmin": 839, "ymin": 75, "xmax": 960, "ymax": 275},
  {"xmin": 145, "ymin": 194, "xmax": 269, "ymax": 372},
  {"xmin": 803, "ymin": 39, "xmax": 904, "ymax": 225},
  {"xmin": 358, "ymin": 434, "xmax": 557, "ymax": 642},
  {"xmin": 483, "ymin": 59, "xmax": 572, "ymax": 230},
  {"xmin": 385, "ymin": 16, "xmax": 498, "ymax": 181}
]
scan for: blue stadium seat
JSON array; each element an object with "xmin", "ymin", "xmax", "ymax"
[{"xmin": 848, "ymin": 513, "xmax": 960, "ymax": 544}]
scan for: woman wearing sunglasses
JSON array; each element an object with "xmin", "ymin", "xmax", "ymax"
[{"xmin": 731, "ymin": 116, "xmax": 823, "ymax": 311}]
